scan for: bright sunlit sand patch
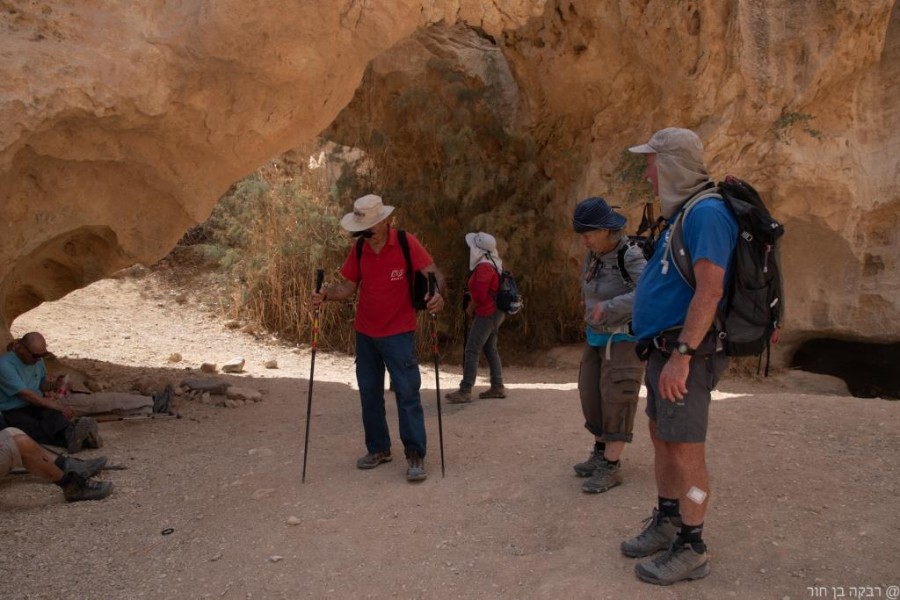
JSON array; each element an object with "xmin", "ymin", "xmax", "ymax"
[
  {"xmin": 504, "ymin": 382, "xmax": 579, "ymax": 391},
  {"xmin": 712, "ymin": 390, "xmax": 750, "ymax": 400}
]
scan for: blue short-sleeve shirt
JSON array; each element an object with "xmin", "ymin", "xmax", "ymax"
[
  {"xmin": 632, "ymin": 198, "xmax": 738, "ymax": 340},
  {"xmin": 0, "ymin": 351, "xmax": 46, "ymax": 411}
]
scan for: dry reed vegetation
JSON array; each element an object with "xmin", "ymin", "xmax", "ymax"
[{"xmin": 195, "ymin": 154, "xmax": 357, "ymax": 354}]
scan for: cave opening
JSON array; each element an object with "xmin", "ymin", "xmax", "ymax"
[{"xmin": 790, "ymin": 338, "xmax": 900, "ymax": 399}]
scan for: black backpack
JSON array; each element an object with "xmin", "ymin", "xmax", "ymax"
[
  {"xmin": 617, "ymin": 202, "xmax": 664, "ymax": 287},
  {"xmin": 485, "ymin": 255, "xmax": 523, "ymax": 315},
  {"xmin": 616, "ymin": 237, "xmax": 649, "ymax": 288},
  {"xmin": 669, "ymin": 176, "xmax": 785, "ymax": 372},
  {"xmin": 356, "ymin": 229, "xmax": 429, "ymax": 311}
]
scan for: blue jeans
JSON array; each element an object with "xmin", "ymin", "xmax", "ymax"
[
  {"xmin": 356, "ymin": 331, "xmax": 426, "ymax": 457},
  {"xmin": 460, "ymin": 312, "xmax": 505, "ymax": 392}
]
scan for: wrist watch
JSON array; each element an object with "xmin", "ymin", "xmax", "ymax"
[{"xmin": 675, "ymin": 342, "xmax": 696, "ymax": 357}]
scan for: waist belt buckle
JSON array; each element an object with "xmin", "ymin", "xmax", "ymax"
[{"xmin": 652, "ymin": 335, "xmax": 670, "ymax": 356}]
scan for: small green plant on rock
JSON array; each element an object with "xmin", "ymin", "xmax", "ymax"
[
  {"xmin": 610, "ymin": 149, "xmax": 653, "ymax": 207},
  {"xmin": 774, "ymin": 111, "xmax": 821, "ymax": 145}
]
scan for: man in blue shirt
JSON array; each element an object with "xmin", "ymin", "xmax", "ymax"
[
  {"xmin": 621, "ymin": 128, "xmax": 737, "ymax": 585},
  {"xmin": 0, "ymin": 332, "xmax": 101, "ymax": 453}
]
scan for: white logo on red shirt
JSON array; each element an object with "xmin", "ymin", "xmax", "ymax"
[{"xmin": 390, "ymin": 269, "xmax": 404, "ymax": 281}]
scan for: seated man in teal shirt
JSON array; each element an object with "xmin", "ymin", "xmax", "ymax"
[{"xmin": 0, "ymin": 332, "xmax": 101, "ymax": 454}]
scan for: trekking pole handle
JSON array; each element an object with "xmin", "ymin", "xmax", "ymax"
[
  {"xmin": 315, "ymin": 269, "xmax": 324, "ymax": 294},
  {"xmin": 428, "ymin": 272, "xmax": 437, "ymax": 296}
]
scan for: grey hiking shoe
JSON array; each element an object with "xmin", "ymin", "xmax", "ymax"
[
  {"xmin": 478, "ymin": 385, "xmax": 506, "ymax": 399},
  {"xmin": 573, "ymin": 445, "xmax": 606, "ymax": 477},
  {"xmin": 581, "ymin": 460, "xmax": 622, "ymax": 494},
  {"xmin": 634, "ymin": 538, "xmax": 710, "ymax": 585},
  {"xmin": 445, "ymin": 389, "xmax": 472, "ymax": 404},
  {"xmin": 406, "ymin": 451, "xmax": 427, "ymax": 482},
  {"xmin": 63, "ymin": 455, "xmax": 108, "ymax": 479},
  {"xmin": 621, "ymin": 508, "xmax": 681, "ymax": 558},
  {"xmin": 65, "ymin": 418, "xmax": 95, "ymax": 454},
  {"xmin": 63, "ymin": 474, "xmax": 114, "ymax": 502},
  {"xmin": 356, "ymin": 450, "xmax": 392, "ymax": 469}
]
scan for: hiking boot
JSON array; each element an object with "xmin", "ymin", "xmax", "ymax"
[
  {"xmin": 153, "ymin": 384, "xmax": 174, "ymax": 414},
  {"xmin": 581, "ymin": 460, "xmax": 622, "ymax": 494},
  {"xmin": 356, "ymin": 450, "xmax": 392, "ymax": 469},
  {"xmin": 478, "ymin": 385, "xmax": 506, "ymax": 399},
  {"xmin": 634, "ymin": 537, "xmax": 710, "ymax": 585},
  {"xmin": 63, "ymin": 474, "xmax": 114, "ymax": 502},
  {"xmin": 445, "ymin": 389, "xmax": 472, "ymax": 404},
  {"xmin": 65, "ymin": 418, "xmax": 94, "ymax": 454},
  {"xmin": 63, "ymin": 455, "xmax": 108, "ymax": 479},
  {"xmin": 573, "ymin": 444, "xmax": 606, "ymax": 477},
  {"xmin": 81, "ymin": 418, "xmax": 102, "ymax": 449},
  {"xmin": 621, "ymin": 508, "xmax": 681, "ymax": 558},
  {"xmin": 406, "ymin": 451, "xmax": 427, "ymax": 482}
]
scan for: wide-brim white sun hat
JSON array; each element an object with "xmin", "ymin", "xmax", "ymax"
[
  {"xmin": 340, "ymin": 194, "xmax": 395, "ymax": 232},
  {"xmin": 465, "ymin": 232, "xmax": 497, "ymax": 253}
]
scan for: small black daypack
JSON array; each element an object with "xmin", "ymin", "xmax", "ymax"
[
  {"xmin": 485, "ymin": 255, "xmax": 523, "ymax": 315},
  {"xmin": 356, "ymin": 229, "xmax": 429, "ymax": 311},
  {"xmin": 617, "ymin": 202, "xmax": 664, "ymax": 287},
  {"xmin": 669, "ymin": 176, "xmax": 785, "ymax": 372},
  {"xmin": 616, "ymin": 237, "xmax": 648, "ymax": 288}
]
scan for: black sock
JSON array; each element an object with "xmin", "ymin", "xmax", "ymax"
[
  {"xmin": 55, "ymin": 472, "xmax": 73, "ymax": 488},
  {"xmin": 54, "ymin": 455, "xmax": 68, "ymax": 471},
  {"xmin": 605, "ymin": 459, "xmax": 620, "ymax": 467},
  {"xmin": 593, "ymin": 441, "xmax": 605, "ymax": 455},
  {"xmin": 679, "ymin": 522, "xmax": 705, "ymax": 551},
  {"xmin": 658, "ymin": 496, "xmax": 680, "ymax": 518}
]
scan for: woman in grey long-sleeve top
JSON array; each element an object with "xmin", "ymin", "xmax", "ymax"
[{"xmin": 571, "ymin": 197, "xmax": 648, "ymax": 494}]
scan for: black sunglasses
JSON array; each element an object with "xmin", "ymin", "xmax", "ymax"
[
  {"xmin": 23, "ymin": 346, "xmax": 50, "ymax": 359},
  {"xmin": 352, "ymin": 230, "xmax": 374, "ymax": 238}
]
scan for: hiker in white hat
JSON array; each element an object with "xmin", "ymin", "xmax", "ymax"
[
  {"xmin": 311, "ymin": 193, "xmax": 446, "ymax": 482},
  {"xmin": 444, "ymin": 232, "xmax": 507, "ymax": 404}
]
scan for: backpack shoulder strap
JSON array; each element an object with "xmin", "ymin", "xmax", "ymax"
[
  {"xmin": 668, "ymin": 189, "xmax": 723, "ymax": 289},
  {"xmin": 396, "ymin": 229, "xmax": 415, "ymax": 303},
  {"xmin": 397, "ymin": 229, "xmax": 412, "ymax": 271},
  {"xmin": 616, "ymin": 242, "xmax": 634, "ymax": 287},
  {"xmin": 355, "ymin": 237, "xmax": 365, "ymax": 278},
  {"xmin": 485, "ymin": 253, "xmax": 502, "ymax": 274}
]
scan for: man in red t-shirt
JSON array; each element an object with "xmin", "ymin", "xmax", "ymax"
[{"xmin": 311, "ymin": 194, "xmax": 446, "ymax": 482}]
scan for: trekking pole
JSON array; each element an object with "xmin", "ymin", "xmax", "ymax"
[
  {"xmin": 301, "ymin": 268, "xmax": 325, "ymax": 484},
  {"xmin": 428, "ymin": 272, "xmax": 446, "ymax": 478}
]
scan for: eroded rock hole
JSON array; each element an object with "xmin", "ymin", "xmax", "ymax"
[{"xmin": 791, "ymin": 338, "xmax": 900, "ymax": 399}]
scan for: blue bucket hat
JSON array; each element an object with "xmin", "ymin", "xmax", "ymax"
[{"xmin": 572, "ymin": 197, "xmax": 626, "ymax": 233}]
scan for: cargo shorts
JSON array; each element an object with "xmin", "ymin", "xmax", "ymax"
[
  {"xmin": 578, "ymin": 341, "xmax": 645, "ymax": 443},
  {"xmin": 0, "ymin": 427, "xmax": 25, "ymax": 478},
  {"xmin": 644, "ymin": 341, "xmax": 728, "ymax": 443}
]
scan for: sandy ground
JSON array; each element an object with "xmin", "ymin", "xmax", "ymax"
[{"xmin": 1, "ymin": 268, "xmax": 899, "ymax": 600}]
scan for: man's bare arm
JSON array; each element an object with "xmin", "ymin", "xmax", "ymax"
[
  {"xmin": 678, "ymin": 259, "xmax": 726, "ymax": 349},
  {"xmin": 17, "ymin": 388, "xmax": 75, "ymax": 419},
  {"xmin": 311, "ymin": 277, "xmax": 358, "ymax": 308},
  {"xmin": 658, "ymin": 259, "xmax": 726, "ymax": 401}
]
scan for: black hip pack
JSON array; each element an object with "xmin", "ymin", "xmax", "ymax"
[{"xmin": 635, "ymin": 329, "xmax": 721, "ymax": 361}]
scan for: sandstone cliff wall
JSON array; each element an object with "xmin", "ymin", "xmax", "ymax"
[
  {"xmin": 1, "ymin": 0, "xmax": 897, "ymax": 353},
  {"xmin": 0, "ymin": 0, "xmax": 543, "ymax": 340}
]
